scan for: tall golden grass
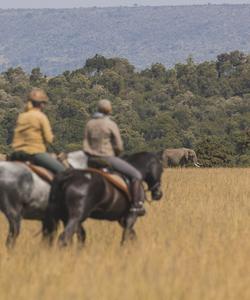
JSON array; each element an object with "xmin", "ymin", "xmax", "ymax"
[{"xmin": 0, "ymin": 168, "xmax": 250, "ymax": 300}]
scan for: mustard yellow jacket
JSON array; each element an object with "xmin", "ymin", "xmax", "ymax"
[{"xmin": 12, "ymin": 107, "xmax": 54, "ymax": 154}]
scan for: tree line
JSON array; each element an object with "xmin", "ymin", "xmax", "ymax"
[{"xmin": 0, "ymin": 51, "xmax": 249, "ymax": 167}]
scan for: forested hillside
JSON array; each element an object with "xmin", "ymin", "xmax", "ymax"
[
  {"xmin": 1, "ymin": 5, "xmax": 250, "ymax": 74},
  {"xmin": 0, "ymin": 51, "xmax": 250, "ymax": 166}
]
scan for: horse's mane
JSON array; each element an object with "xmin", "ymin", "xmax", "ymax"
[{"xmin": 123, "ymin": 151, "xmax": 160, "ymax": 161}]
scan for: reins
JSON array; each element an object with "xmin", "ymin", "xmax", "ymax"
[{"xmin": 146, "ymin": 182, "xmax": 160, "ymax": 193}]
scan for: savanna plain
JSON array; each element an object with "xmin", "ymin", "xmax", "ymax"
[{"xmin": 0, "ymin": 169, "xmax": 250, "ymax": 300}]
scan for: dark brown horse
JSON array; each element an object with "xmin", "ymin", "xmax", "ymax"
[{"xmin": 42, "ymin": 152, "xmax": 163, "ymax": 246}]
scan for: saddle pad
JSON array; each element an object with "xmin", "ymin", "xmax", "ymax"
[
  {"xmin": 26, "ymin": 163, "xmax": 54, "ymax": 184},
  {"xmin": 83, "ymin": 168, "xmax": 130, "ymax": 199}
]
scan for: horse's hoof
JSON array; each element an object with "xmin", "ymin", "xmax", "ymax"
[{"xmin": 58, "ymin": 235, "xmax": 68, "ymax": 248}]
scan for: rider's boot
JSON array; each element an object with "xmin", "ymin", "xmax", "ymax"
[{"xmin": 129, "ymin": 179, "xmax": 146, "ymax": 217}]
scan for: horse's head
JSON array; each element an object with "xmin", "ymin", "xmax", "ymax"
[
  {"xmin": 147, "ymin": 181, "xmax": 163, "ymax": 201},
  {"xmin": 145, "ymin": 159, "xmax": 163, "ymax": 201}
]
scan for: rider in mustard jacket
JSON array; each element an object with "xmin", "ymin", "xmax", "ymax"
[{"xmin": 11, "ymin": 88, "xmax": 65, "ymax": 174}]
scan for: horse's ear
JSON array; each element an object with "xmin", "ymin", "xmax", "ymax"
[{"xmin": 157, "ymin": 150, "xmax": 163, "ymax": 161}]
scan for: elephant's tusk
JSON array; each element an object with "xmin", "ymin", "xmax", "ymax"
[{"xmin": 194, "ymin": 163, "xmax": 201, "ymax": 168}]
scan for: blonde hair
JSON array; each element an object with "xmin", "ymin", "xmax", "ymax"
[
  {"xmin": 28, "ymin": 88, "xmax": 48, "ymax": 103},
  {"xmin": 97, "ymin": 99, "xmax": 112, "ymax": 114}
]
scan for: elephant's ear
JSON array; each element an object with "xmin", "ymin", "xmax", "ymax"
[
  {"xmin": 184, "ymin": 150, "xmax": 189, "ymax": 160},
  {"xmin": 188, "ymin": 149, "xmax": 195, "ymax": 158}
]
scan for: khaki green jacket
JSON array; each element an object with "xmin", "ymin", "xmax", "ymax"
[
  {"xmin": 83, "ymin": 114, "xmax": 123, "ymax": 157},
  {"xmin": 12, "ymin": 108, "xmax": 54, "ymax": 154}
]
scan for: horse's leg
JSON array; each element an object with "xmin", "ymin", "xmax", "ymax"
[
  {"xmin": 77, "ymin": 224, "xmax": 86, "ymax": 249},
  {"xmin": 6, "ymin": 214, "xmax": 21, "ymax": 249},
  {"xmin": 58, "ymin": 218, "xmax": 80, "ymax": 247},
  {"xmin": 128, "ymin": 228, "xmax": 137, "ymax": 241},
  {"xmin": 0, "ymin": 191, "xmax": 22, "ymax": 248},
  {"xmin": 121, "ymin": 225, "xmax": 137, "ymax": 245},
  {"xmin": 120, "ymin": 213, "xmax": 137, "ymax": 246},
  {"xmin": 42, "ymin": 215, "xmax": 59, "ymax": 246},
  {"xmin": 57, "ymin": 181, "xmax": 93, "ymax": 248}
]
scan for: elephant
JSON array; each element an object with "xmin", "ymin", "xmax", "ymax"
[{"xmin": 161, "ymin": 148, "xmax": 201, "ymax": 168}]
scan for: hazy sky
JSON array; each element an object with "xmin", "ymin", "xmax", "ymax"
[{"xmin": 0, "ymin": 0, "xmax": 250, "ymax": 9}]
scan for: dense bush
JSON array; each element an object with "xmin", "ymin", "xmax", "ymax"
[{"xmin": 0, "ymin": 52, "xmax": 249, "ymax": 166}]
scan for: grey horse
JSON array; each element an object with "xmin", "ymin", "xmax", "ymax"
[
  {"xmin": 161, "ymin": 148, "xmax": 201, "ymax": 168},
  {"xmin": 0, "ymin": 151, "xmax": 87, "ymax": 248}
]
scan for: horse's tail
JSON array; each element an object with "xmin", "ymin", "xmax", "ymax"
[
  {"xmin": 53, "ymin": 169, "xmax": 77, "ymax": 191},
  {"xmin": 42, "ymin": 180, "xmax": 60, "ymax": 243},
  {"xmin": 43, "ymin": 169, "xmax": 90, "ymax": 242},
  {"xmin": 42, "ymin": 172, "xmax": 71, "ymax": 242}
]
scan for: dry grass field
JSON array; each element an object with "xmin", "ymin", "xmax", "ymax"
[{"xmin": 0, "ymin": 168, "xmax": 250, "ymax": 300}]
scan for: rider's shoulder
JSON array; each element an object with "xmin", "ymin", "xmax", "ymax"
[
  {"xmin": 107, "ymin": 117, "xmax": 118, "ymax": 126},
  {"xmin": 33, "ymin": 109, "xmax": 44, "ymax": 116},
  {"xmin": 27, "ymin": 109, "xmax": 48, "ymax": 120},
  {"xmin": 99, "ymin": 116, "xmax": 117, "ymax": 127}
]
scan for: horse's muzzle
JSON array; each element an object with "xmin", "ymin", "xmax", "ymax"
[{"xmin": 152, "ymin": 189, "xmax": 163, "ymax": 201}]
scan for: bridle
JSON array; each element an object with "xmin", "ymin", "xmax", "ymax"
[{"xmin": 146, "ymin": 181, "xmax": 161, "ymax": 193}]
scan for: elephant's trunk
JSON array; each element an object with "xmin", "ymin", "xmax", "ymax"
[
  {"xmin": 192, "ymin": 152, "xmax": 201, "ymax": 168},
  {"xmin": 192, "ymin": 154, "xmax": 197, "ymax": 166}
]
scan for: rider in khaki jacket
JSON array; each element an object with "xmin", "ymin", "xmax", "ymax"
[
  {"xmin": 83, "ymin": 99, "xmax": 145, "ymax": 216},
  {"xmin": 11, "ymin": 88, "xmax": 65, "ymax": 174},
  {"xmin": 83, "ymin": 112, "xmax": 123, "ymax": 157}
]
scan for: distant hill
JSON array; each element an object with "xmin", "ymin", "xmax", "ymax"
[{"xmin": 1, "ymin": 5, "xmax": 250, "ymax": 74}]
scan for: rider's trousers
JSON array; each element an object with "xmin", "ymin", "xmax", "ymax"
[
  {"xmin": 103, "ymin": 156, "xmax": 142, "ymax": 181},
  {"xmin": 32, "ymin": 153, "xmax": 65, "ymax": 174}
]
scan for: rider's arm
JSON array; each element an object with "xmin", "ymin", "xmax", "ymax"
[
  {"xmin": 40, "ymin": 114, "xmax": 54, "ymax": 145},
  {"xmin": 111, "ymin": 122, "xmax": 124, "ymax": 156},
  {"xmin": 83, "ymin": 123, "xmax": 92, "ymax": 153}
]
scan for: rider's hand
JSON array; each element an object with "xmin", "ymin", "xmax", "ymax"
[{"xmin": 57, "ymin": 152, "xmax": 67, "ymax": 162}]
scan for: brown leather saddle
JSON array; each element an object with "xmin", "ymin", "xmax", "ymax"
[
  {"xmin": 26, "ymin": 163, "xmax": 54, "ymax": 184},
  {"xmin": 83, "ymin": 168, "xmax": 131, "ymax": 200},
  {"xmin": 86, "ymin": 156, "xmax": 131, "ymax": 199}
]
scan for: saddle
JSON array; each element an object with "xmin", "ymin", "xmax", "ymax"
[
  {"xmin": 8, "ymin": 152, "xmax": 55, "ymax": 184},
  {"xmin": 83, "ymin": 168, "xmax": 131, "ymax": 200},
  {"xmin": 9, "ymin": 160, "xmax": 54, "ymax": 183},
  {"xmin": 86, "ymin": 156, "xmax": 131, "ymax": 199},
  {"xmin": 26, "ymin": 163, "xmax": 54, "ymax": 184}
]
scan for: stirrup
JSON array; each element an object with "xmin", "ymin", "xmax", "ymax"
[{"xmin": 130, "ymin": 204, "xmax": 146, "ymax": 216}]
